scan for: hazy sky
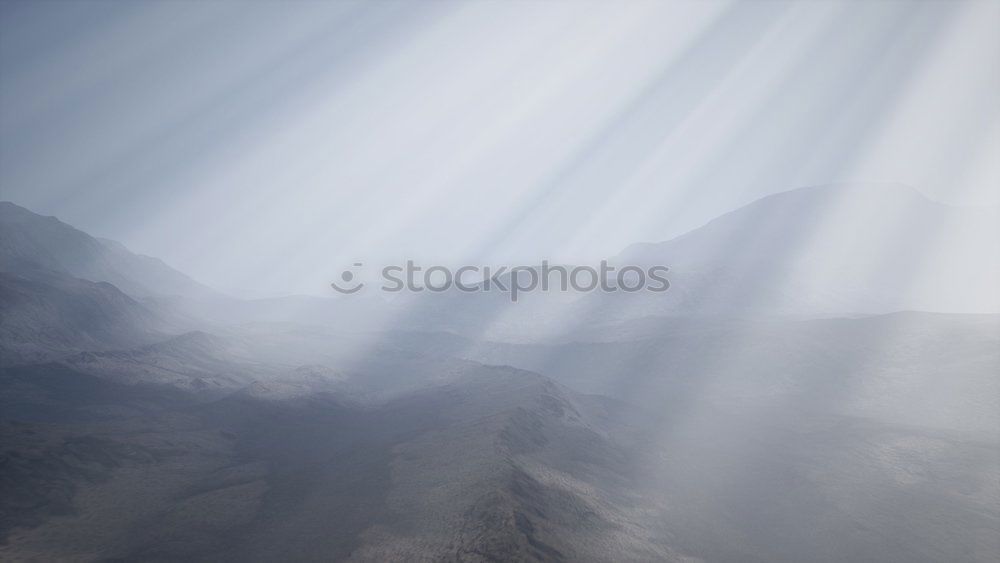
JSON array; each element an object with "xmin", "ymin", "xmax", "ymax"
[{"xmin": 1, "ymin": 0, "xmax": 997, "ymax": 296}]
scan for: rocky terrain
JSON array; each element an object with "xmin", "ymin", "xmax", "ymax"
[{"xmin": 1, "ymin": 198, "xmax": 997, "ymax": 562}]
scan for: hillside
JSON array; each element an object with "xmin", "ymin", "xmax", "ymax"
[
  {"xmin": 0, "ymin": 270, "xmax": 164, "ymax": 366},
  {"xmin": 613, "ymin": 183, "xmax": 1000, "ymax": 315},
  {"xmin": 0, "ymin": 201, "xmax": 217, "ymax": 300}
]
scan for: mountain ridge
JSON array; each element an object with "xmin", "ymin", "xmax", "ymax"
[
  {"xmin": 610, "ymin": 182, "xmax": 999, "ymax": 315},
  {"xmin": 0, "ymin": 201, "xmax": 219, "ymax": 301}
]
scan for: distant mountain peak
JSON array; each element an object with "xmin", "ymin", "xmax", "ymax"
[{"xmin": 613, "ymin": 182, "xmax": 999, "ymax": 315}]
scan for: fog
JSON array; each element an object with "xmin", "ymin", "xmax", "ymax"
[
  {"xmin": 2, "ymin": 0, "xmax": 997, "ymax": 296},
  {"xmin": 1, "ymin": 2, "xmax": 998, "ymax": 561}
]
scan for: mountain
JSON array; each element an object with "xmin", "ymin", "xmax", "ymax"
[
  {"xmin": 342, "ymin": 184, "xmax": 1000, "ymax": 340},
  {"xmin": 0, "ymin": 202, "xmax": 409, "ymax": 333},
  {"xmin": 614, "ymin": 183, "xmax": 1000, "ymax": 315},
  {"xmin": 1, "ymin": 198, "xmax": 997, "ymax": 562},
  {"xmin": 0, "ymin": 270, "xmax": 164, "ymax": 366},
  {"xmin": 389, "ymin": 311, "xmax": 1000, "ymax": 437},
  {"xmin": 3, "ymin": 340, "xmax": 996, "ymax": 562},
  {"xmin": 60, "ymin": 331, "xmax": 269, "ymax": 393},
  {"xmin": 0, "ymin": 201, "xmax": 218, "ymax": 301},
  {"xmin": 0, "ymin": 364, "xmax": 689, "ymax": 562}
]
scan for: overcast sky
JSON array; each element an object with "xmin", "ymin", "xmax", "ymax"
[{"xmin": 1, "ymin": 0, "xmax": 997, "ymax": 296}]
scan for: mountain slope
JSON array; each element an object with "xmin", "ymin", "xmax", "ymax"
[
  {"xmin": 389, "ymin": 312, "xmax": 1000, "ymax": 437},
  {"xmin": 0, "ymin": 201, "xmax": 217, "ymax": 300},
  {"xmin": 0, "ymin": 270, "xmax": 164, "ymax": 366},
  {"xmin": 0, "ymin": 365, "xmax": 688, "ymax": 562},
  {"xmin": 342, "ymin": 370, "xmax": 677, "ymax": 562},
  {"xmin": 4, "ymin": 350, "xmax": 996, "ymax": 563},
  {"xmin": 615, "ymin": 183, "xmax": 1000, "ymax": 315}
]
